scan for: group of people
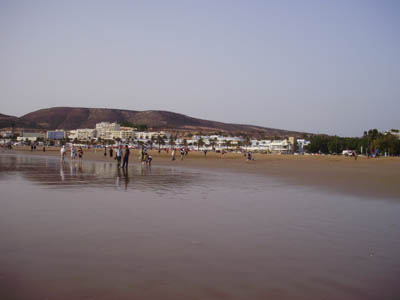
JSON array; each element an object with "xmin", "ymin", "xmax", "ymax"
[
  {"xmin": 60, "ymin": 145, "xmax": 83, "ymax": 163},
  {"xmin": 140, "ymin": 146, "xmax": 153, "ymax": 166},
  {"xmin": 103, "ymin": 145, "xmax": 151, "ymax": 168},
  {"xmin": 114, "ymin": 145, "xmax": 130, "ymax": 169},
  {"xmin": 171, "ymin": 147, "xmax": 190, "ymax": 161}
]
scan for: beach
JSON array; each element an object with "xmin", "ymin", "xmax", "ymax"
[
  {"xmin": 10, "ymin": 146, "xmax": 400, "ymax": 199},
  {"xmin": 1, "ymin": 152, "xmax": 400, "ymax": 300}
]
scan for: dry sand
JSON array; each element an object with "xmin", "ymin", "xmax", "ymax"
[{"xmin": 8, "ymin": 146, "xmax": 400, "ymax": 199}]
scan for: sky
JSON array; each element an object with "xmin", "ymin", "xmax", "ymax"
[{"xmin": 0, "ymin": 0, "xmax": 399, "ymax": 136}]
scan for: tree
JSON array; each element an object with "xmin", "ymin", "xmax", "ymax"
[
  {"xmin": 150, "ymin": 135, "xmax": 157, "ymax": 149},
  {"xmin": 210, "ymin": 138, "xmax": 217, "ymax": 150},
  {"xmin": 237, "ymin": 141, "xmax": 243, "ymax": 151},
  {"xmin": 243, "ymin": 135, "xmax": 251, "ymax": 151},
  {"xmin": 169, "ymin": 135, "xmax": 175, "ymax": 147},
  {"xmin": 157, "ymin": 134, "xmax": 165, "ymax": 151},
  {"xmin": 197, "ymin": 137, "xmax": 205, "ymax": 151},
  {"xmin": 223, "ymin": 140, "xmax": 232, "ymax": 150}
]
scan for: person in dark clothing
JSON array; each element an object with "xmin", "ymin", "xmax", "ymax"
[
  {"xmin": 104, "ymin": 146, "xmax": 107, "ymax": 156},
  {"xmin": 122, "ymin": 145, "xmax": 130, "ymax": 169},
  {"xmin": 109, "ymin": 147, "xmax": 113, "ymax": 157}
]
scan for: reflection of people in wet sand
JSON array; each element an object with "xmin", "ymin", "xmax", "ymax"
[
  {"xmin": 60, "ymin": 145, "xmax": 66, "ymax": 162},
  {"xmin": 60, "ymin": 166, "xmax": 65, "ymax": 181},
  {"xmin": 116, "ymin": 167, "xmax": 121, "ymax": 187},
  {"xmin": 122, "ymin": 145, "xmax": 130, "ymax": 169},
  {"xmin": 122, "ymin": 167, "xmax": 129, "ymax": 189}
]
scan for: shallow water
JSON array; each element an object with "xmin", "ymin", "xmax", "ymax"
[{"xmin": 0, "ymin": 153, "xmax": 399, "ymax": 300}]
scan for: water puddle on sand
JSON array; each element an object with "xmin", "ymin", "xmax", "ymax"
[{"xmin": 1, "ymin": 153, "xmax": 400, "ymax": 300}]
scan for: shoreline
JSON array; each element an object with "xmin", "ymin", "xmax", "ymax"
[{"xmin": 4, "ymin": 147, "xmax": 400, "ymax": 199}]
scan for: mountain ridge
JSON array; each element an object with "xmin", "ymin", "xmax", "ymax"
[{"xmin": 1, "ymin": 107, "xmax": 307, "ymax": 137}]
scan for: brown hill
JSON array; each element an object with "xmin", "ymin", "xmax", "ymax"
[
  {"xmin": 2, "ymin": 107, "xmax": 306, "ymax": 137},
  {"xmin": 0, "ymin": 113, "xmax": 37, "ymax": 129}
]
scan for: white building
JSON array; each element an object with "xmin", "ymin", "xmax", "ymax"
[
  {"xmin": 95, "ymin": 122, "xmax": 120, "ymax": 138},
  {"xmin": 47, "ymin": 130, "xmax": 66, "ymax": 140},
  {"xmin": 17, "ymin": 132, "xmax": 45, "ymax": 142},
  {"xmin": 68, "ymin": 129, "xmax": 97, "ymax": 141},
  {"xmin": 0, "ymin": 130, "xmax": 13, "ymax": 138}
]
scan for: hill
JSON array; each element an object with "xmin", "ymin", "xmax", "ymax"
[{"xmin": 1, "ymin": 107, "xmax": 306, "ymax": 137}]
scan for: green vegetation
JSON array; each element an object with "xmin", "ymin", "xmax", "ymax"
[
  {"xmin": 306, "ymin": 129, "xmax": 400, "ymax": 155},
  {"xmin": 119, "ymin": 121, "xmax": 148, "ymax": 131}
]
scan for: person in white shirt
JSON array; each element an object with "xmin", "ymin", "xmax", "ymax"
[{"xmin": 60, "ymin": 145, "xmax": 66, "ymax": 162}]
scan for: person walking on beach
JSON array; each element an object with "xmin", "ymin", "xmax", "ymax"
[
  {"xmin": 109, "ymin": 147, "xmax": 113, "ymax": 158},
  {"xmin": 247, "ymin": 152, "xmax": 252, "ymax": 161},
  {"xmin": 60, "ymin": 145, "xmax": 66, "ymax": 162},
  {"xmin": 78, "ymin": 147, "xmax": 83, "ymax": 163},
  {"xmin": 141, "ymin": 145, "xmax": 145, "ymax": 162},
  {"xmin": 171, "ymin": 148, "xmax": 176, "ymax": 161},
  {"xmin": 180, "ymin": 148, "xmax": 185, "ymax": 160},
  {"xmin": 115, "ymin": 145, "xmax": 122, "ymax": 168},
  {"xmin": 122, "ymin": 145, "xmax": 130, "ymax": 169},
  {"xmin": 104, "ymin": 146, "xmax": 107, "ymax": 157},
  {"xmin": 71, "ymin": 146, "xmax": 75, "ymax": 160}
]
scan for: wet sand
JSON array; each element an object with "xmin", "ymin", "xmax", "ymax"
[
  {"xmin": 1, "ymin": 153, "xmax": 400, "ymax": 300},
  {"xmin": 9, "ymin": 146, "xmax": 400, "ymax": 199}
]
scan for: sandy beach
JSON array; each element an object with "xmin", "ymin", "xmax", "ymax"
[{"xmin": 8, "ymin": 146, "xmax": 400, "ymax": 199}]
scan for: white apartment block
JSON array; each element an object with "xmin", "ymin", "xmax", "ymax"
[
  {"xmin": 95, "ymin": 122, "xmax": 120, "ymax": 138},
  {"xmin": 68, "ymin": 129, "xmax": 97, "ymax": 141}
]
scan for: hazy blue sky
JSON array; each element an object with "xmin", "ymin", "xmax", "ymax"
[{"xmin": 1, "ymin": 0, "xmax": 399, "ymax": 136}]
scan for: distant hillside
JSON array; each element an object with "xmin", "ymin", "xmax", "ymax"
[
  {"xmin": 0, "ymin": 113, "xmax": 37, "ymax": 129},
  {"xmin": 1, "ymin": 107, "xmax": 306, "ymax": 137}
]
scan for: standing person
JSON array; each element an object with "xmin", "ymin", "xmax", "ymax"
[
  {"xmin": 141, "ymin": 145, "xmax": 145, "ymax": 162},
  {"xmin": 122, "ymin": 145, "xmax": 130, "ymax": 169},
  {"xmin": 247, "ymin": 152, "xmax": 252, "ymax": 161},
  {"xmin": 104, "ymin": 146, "xmax": 107, "ymax": 157},
  {"xmin": 71, "ymin": 146, "xmax": 75, "ymax": 160},
  {"xmin": 147, "ymin": 154, "xmax": 153, "ymax": 167},
  {"xmin": 109, "ymin": 147, "xmax": 113, "ymax": 157},
  {"xmin": 171, "ymin": 148, "xmax": 176, "ymax": 161},
  {"xmin": 116, "ymin": 145, "xmax": 122, "ymax": 168},
  {"xmin": 180, "ymin": 148, "xmax": 185, "ymax": 160},
  {"xmin": 78, "ymin": 147, "xmax": 83, "ymax": 163},
  {"xmin": 60, "ymin": 145, "xmax": 66, "ymax": 162}
]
